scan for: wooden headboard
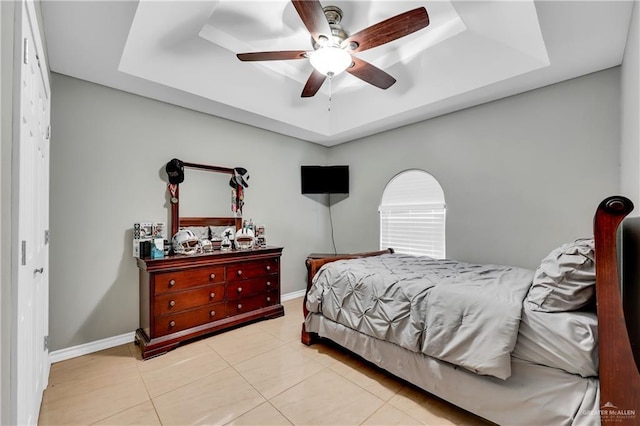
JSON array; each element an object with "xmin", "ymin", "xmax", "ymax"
[{"xmin": 178, "ymin": 217, "xmax": 242, "ymax": 229}]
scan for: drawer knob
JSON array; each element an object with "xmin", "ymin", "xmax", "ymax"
[
  {"xmin": 210, "ymin": 292, "xmax": 215, "ymax": 299},
  {"xmin": 266, "ymin": 297, "xmax": 271, "ymax": 302},
  {"xmin": 169, "ymin": 279, "xmax": 176, "ymax": 287},
  {"xmin": 237, "ymin": 304, "xmax": 242, "ymax": 310},
  {"xmin": 210, "ymin": 273, "xmax": 216, "ymax": 280},
  {"xmin": 237, "ymin": 270, "xmax": 243, "ymax": 276},
  {"xmin": 266, "ymin": 281, "xmax": 271, "ymax": 287},
  {"xmin": 169, "ymin": 321, "xmax": 176, "ymax": 327},
  {"xmin": 266, "ymin": 265, "xmax": 271, "ymax": 271},
  {"xmin": 237, "ymin": 287, "xmax": 243, "ymax": 293},
  {"xmin": 210, "ymin": 310, "xmax": 216, "ymax": 317},
  {"xmin": 169, "ymin": 300, "xmax": 176, "ymax": 307}
]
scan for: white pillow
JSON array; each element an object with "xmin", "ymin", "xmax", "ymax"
[{"xmin": 525, "ymin": 238, "xmax": 595, "ymax": 312}]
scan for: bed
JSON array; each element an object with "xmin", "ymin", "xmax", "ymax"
[{"xmin": 301, "ymin": 196, "xmax": 640, "ymax": 425}]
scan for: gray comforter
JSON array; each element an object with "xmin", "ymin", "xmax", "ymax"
[{"xmin": 305, "ymin": 253, "xmax": 534, "ymax": 380}]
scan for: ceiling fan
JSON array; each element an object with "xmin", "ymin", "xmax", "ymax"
[{"xmin": 236, "ymin": 1, "xmax": 430, "ymax": 97}]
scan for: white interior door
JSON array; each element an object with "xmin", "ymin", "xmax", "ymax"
[{"xmin": 12, "ymin": 1, "xmax": 51, "ymax": 424}]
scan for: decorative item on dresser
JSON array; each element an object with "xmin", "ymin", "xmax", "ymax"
[{"xmin": 135, "ymin": 160, "xmax": 284, "ymax": 359}]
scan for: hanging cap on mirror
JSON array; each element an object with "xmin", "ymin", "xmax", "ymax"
[
  {"xmin": 229, "ymin": 167, "xmax": 250, "ymax": 188},
  {"xmin": 165, "ymin": 158, "xmax": 184, "ymax": 184}
]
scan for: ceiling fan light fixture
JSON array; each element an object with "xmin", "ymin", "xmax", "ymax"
[{"xmin": 309, "ymin": 46, "xmax": 352, "ymax": 77}]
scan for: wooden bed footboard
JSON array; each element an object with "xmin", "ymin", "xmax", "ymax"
[
  {"xmin": 594, "ymin": 196, "xmax": 639, "ymax": 425},
  {"xmin": 301, "ymin": 249, "xmax": 394, "ymax": 345}
]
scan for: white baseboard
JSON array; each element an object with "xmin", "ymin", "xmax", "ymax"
[
  {"xmin": 49, "ymin": 331, "xmax": 136, "ymax": 364},
  {"xmin": 281, "ymin": 289, "xmax": 306, "ymax": 301},
  {"xmin": 49, "ymin": 289, "xmax": 306, "ymax": 363}
]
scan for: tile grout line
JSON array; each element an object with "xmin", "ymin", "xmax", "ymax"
[
  {"xmin": 223, "ymin": 361, "xmax": 271, "ymax": 424},
  {"xmin": 358, "ymin": 403, "xmax": 387, "ymax": 426},
  {"xmin": 264, "ymin": 400, "xmax": 296, "ymax": 426},
  {"xmin": 328, "ymin": 361, "xmax": 405, "ymax": 404},
  {"xmin": 218, "ymin": 330, "xmax": 330, "ymax": 425},
  {"xmin": 122, "ymin": 344, "xmax": 163, "ymax": 425},
  {"xmin": 138, "ymin": 351, "xmax": 231, "ymax": 400},
  {"xmin": 149, "ymin": 396, "xmax": 164, "ymax": 425}
]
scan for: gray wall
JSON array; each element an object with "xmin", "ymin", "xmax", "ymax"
[
  {"xmin": 619, "ymin": 1, "xmax": 640, "ymax": 356},
  {"xmin": 328, "ymin": 69, "xmax": 621, "ymax": 270},
  {"xmin": 621, "ymin": 1, "xmax": 640, "ymax": 206},
  {"xmin": 49, "ymin": 74, "xmax": 330, "ymax": 351},
  {"xmin": 49, "ymin": 61, "xmax": 626, "ymax": 352}
]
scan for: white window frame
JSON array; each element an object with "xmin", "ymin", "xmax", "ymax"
[{"xmin": 379, "ymin": 171, "xmax": 446, "ymax": 258}]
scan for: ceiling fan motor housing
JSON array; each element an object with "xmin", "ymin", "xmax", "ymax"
[{"xmin": 311, "ymin": 6, "xmax": 349, "ymax": 50}]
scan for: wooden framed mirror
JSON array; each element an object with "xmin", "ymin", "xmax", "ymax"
[
  {"xmin": 169, "ymin": 161, "xmax": 243, "ymax": 239},
  {"xmin": 136, "ymin": 161, "xmax": 281, "ymax": 359}
]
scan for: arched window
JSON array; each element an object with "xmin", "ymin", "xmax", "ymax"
[{"xmin": 379, "ymin": 170, "xmax": 446, "ymax": 258}]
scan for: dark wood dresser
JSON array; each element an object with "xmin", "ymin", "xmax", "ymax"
[{"xmin": 136, "ymin": 246, "xmax": 284, "ymax": 359}]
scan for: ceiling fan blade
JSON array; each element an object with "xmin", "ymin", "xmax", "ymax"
[
  {"xmin": 342, "ymin": 7, "xmax": 429, "ymax": 53},
  {"xmin": 237, "ymin": 51, "xmax": 308, "ymax": 61},
  {"xmin": 347, "ymin": 57, "xmax": 396, "ymax": 90},
  {"xmin": 301, "ymin": 69, "xmax": 327, "ymax": 97},
  {"xmin": 292, "ymin": 0, "xmax": 332, "ymax": 45}
]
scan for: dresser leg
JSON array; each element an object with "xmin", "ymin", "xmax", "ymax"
[{"xmin": 135, "ymin": 328, "xmax": 181, "ymax": 360}]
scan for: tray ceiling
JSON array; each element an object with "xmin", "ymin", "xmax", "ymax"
[{"xmin": 42, "ymin": 1, "xmax": 635, "ymax": 146}]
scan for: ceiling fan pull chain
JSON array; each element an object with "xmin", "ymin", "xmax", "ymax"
[{"xmin": 328, "ymin": 77, "xmax": 332, "ymax": 112}]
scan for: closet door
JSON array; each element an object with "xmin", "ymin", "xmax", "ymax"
[{"xmin": 12, "ymin": 1, "xmax": 51, "ymax": 424}]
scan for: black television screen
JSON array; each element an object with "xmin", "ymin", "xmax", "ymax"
[{"xmin": 301, "ymin": 165, "xmax": 349, "ymax": 194}]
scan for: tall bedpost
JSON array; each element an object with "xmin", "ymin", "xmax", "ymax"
[{"xmin": 594, "ymin": 195, "xmax": 639, "ymax": 425}]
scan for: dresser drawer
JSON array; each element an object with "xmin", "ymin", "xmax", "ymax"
[
  {"xmin": 227, "ymin": 293, "xmax": 278, "ymax": 316},
  {"xmin": 226, "ymin": 277, "xmax": 278, "ymax": 300},
  {"xmin": 155, "ymin": 266, "xmax": 224, "ymax": 294},
  {"xmin": 154, "ymin": 284, "xmax": 225, "ymax": 316},
  {"xmin": 154, "ymin": 302, "xmax": 226, "ymax": 337},
  {"xmin": 227, "ymin": 258, "xmax": 279, "ymax": 281}
]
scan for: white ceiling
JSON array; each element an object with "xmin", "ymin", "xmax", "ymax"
[{"xmin": 41, "ymin": 0, "xmax": 635, "ymax": 147}]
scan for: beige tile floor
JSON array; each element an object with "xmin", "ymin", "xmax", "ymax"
[{"xmin": 39, "ymin": 297, "xmax": 490, "ymax": 426}]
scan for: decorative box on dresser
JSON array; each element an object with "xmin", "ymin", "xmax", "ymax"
[{"xmin": 136, "ymin": 246, "xmax": 284, "ymax": 359}]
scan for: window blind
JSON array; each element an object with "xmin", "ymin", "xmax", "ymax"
[{"xmin": 379, "ymin": 204, "xmax": 446, "ymax": 258}]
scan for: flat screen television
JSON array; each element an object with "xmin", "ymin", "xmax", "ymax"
[{"xmin": 301, "ymin": 165, "xmax": 349, "ymax": 194}]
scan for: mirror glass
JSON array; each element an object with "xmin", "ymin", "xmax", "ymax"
[{"xmin": 179, "ymin": 168, "xmax": 234, "ymax": 217}]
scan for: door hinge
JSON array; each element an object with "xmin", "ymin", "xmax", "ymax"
[
  {"xmin": 23, "ymin": 38, "xmax": 28, "ymax": 65},
  {"xmin": 21, "ymin": 240, "xmax": 26, "ymax": 266},
  {"xmin": 44, "ymin": 335, "xmax": 49, "ymax": 351},
  {"xmin": 45, "ymin": 230, "xmax": 49, "ymax": 245},
  {"xmin": 45, "ymin": 126, "xmax": 50, "ymax": 140}
]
